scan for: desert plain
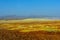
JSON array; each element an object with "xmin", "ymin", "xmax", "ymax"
[{"xmin": 0, "ymin": 18, "xmax": 60, "ymax": 40}]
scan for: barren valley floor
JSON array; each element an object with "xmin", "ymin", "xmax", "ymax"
[{"xmin": 0, "ymin": 19, "xmax": 60, "ymax": 40}]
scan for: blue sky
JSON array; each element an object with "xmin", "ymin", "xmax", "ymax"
[{"xmin": 0, "ymin": 0, "xmax": 60, "ymax": 17}]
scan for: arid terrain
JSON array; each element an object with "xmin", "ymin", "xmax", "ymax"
[{"xmin": 0, "ymin": 19, "xmax": 60, "ymax": 40}]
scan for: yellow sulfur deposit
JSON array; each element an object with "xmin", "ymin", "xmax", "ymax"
[{"xmin": 0, "ymin": 18, "xmax": 60, "ymax": 32}]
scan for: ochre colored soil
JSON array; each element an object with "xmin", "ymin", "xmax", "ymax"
[
  {"xmin": 0, "ymin": 29, "xmax": 60, "ymax": 40},
  {"xmin": 0, "ymin": 20, "xmax": 60, "ymax": 40}
]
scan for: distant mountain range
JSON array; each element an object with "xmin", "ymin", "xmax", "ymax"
[{"xmin": 0, "ymin": 15, "xmax": 60, "ymax": 20}]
